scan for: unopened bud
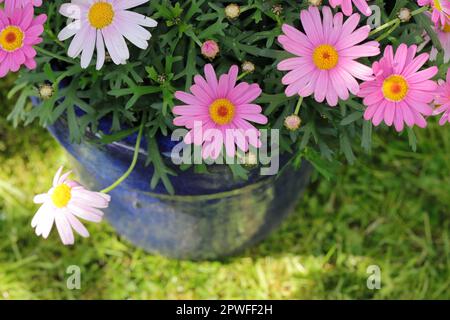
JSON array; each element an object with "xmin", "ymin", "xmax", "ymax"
[
  {"xmin": 398, "ymin": 8, "xmax": 411, "ymax": 22},
  {"xmin": 284, "ymin": 114, "xmax": 302, "ymax": 131},
  {"xmin": 241, "ymin": 61, "xmax": 255, "ymax": 73},
  {"xmin": 225, "ymin": 4, "xmax": 240, "ymax": 20},
  {"xmin": 308, "ymin": 0, "xmax": 322, "ymax": 6},
  {"xmin": 38, "ymin": 84, "xmax": 54, "ymax": 100},
  {"xmin": 201, "ymin": 40, "xmax": 220, "ymax": 60},
  {"xmin": 272, "ymin": 4, "xmax": 283, "ymax": 16}
]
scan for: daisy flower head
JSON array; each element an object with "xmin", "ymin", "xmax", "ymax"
[
  {"xmin": 277, "ymin": 6, "xmax": 380, "ymax": 106},
  {"xmin": 32, "ymin": 167, "xmax": 111, "ymax": 245},
  {"xmin": 418, "ymin": 0, "xmax": 450, "ymax": 27},
  {"xmin": 173, "ymin": 64, "xmax": 268, "ymax": 159},
  {"xmin": 57, "ymin": 0, "xmax": 158, "ymax": 70},
  {"xmin": 0, "ymin": 4, "xmax": 46, "ymax": 77},
  {"xmin": 433, "ymin": 71, "xmax": 450, "ymax": 125},
  {"xmin": 359, "ymin": 44, "xmax": 438, "ymax": 132},
  {"xmin": 329, "ymin": 0, "xmax": 373, "ymax": 17}
]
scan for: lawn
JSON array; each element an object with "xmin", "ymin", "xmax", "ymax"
[{"xmin": 0, "ymin": 76, "xmax": 449, "ymax": 300}]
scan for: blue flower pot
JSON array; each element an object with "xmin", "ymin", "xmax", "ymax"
[{"xmin": 48, "ymin": 118, "xmax": 312, "ymax": 260}]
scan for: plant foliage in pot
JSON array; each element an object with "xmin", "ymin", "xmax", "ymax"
[{"xmin": 2, "ymin": 0, "xmax": 449, "ymax": 259}]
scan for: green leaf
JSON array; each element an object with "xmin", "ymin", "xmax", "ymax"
[
  {"xmin": 99, "ymin": 127, "xmax": 140, "ymax": 144},
  {"xmin": 340, "ymin": 111, "xmax": 363, "ymax": 126}
]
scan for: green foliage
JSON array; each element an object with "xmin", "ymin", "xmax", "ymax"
[{"xmin": 5, "ymin": 0, "xmax": 449, "ymax": 192}]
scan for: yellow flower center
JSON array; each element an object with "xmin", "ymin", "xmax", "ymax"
[
  {"xmin": 443, "ymin": 24, "xmax": 450, "ymax": 33},
  {"xmin": 382, "ymin": 75, "xmax": 409, "ymax": 102},
  {"xmin": 434, "ymin": 0, "xmax": 442, "ymax": 11},
  {"xmin": 0, "ymin": 26, "xmax": 24, "ymax": 52},
  {"xmin": 51, "ymin": 184, "xmax": 72, "ymax": 208},
  {"xmin": 313, "ymin": 44, "xmax": 339, "ymax": 70},
  {"xmin": 209, "ymin": 99, "xmax": 236, "ymax": 125},
  {"xmin": 88, "ymin": 2, "xmax": 115, "ymax": 29}
]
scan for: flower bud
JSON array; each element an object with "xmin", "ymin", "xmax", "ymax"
[
  {"xmin": 38, "ymin": 84, "xmax": 54, "ymax": 100},
  {"xmin": 225, "ymin": 4, "xmax": 240, "ymax": 20},
  {"xmin": 241, "ymin": 61, "xmax": 255, "ymax": 73},
  {"xmin": 308, "ymin": 0, "xmax": 322, "ymax": 6},
  {"xmin": 157, "ymin": 74, "xmax": 167, "ymax": 84},
  {"xmin": 201, "ymin": 40, "xmax": 220, "ymax": 60},
  {"xmin": 284, "ymin": 114, "xmax": 302, "ymax": 131},
  {"xmin": 272, "ymin": 4, "xmax": 283, "ymax": 16},
  {"xmin": 398, "ymin": 8, "xmax": 411, "ymax": 22}
]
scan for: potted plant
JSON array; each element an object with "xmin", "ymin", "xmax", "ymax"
[{"xmin": 2, "ymin": 0, "xmax": 449, "ymax": 259}]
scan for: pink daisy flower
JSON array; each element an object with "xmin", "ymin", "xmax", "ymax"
[
  {"xmin": 32, "ymin": 167, "xmax": 111, "ymax": 245},
  {"xmin": 418, "ymin": 0, "xmax": 450, "ymax": 27},
  {"xmin": 173, "ymin": 64, "xmax": 268, "ymax": 159},
  {"xmin": 57, "ymin": 0, "xmax": 158, "ymax": 69},
  {"xmin": 433, "ymin": 71, "xmax": 450, "ymax": 125},
  {"xmin": 0, "ymin": 0, "xmax": 42, "ymax": 9},
  {"xmin": 359, "ymin": 44, "xmax": 438, "ymax": 132},
  {"xmin": 329, "ymin": 0, "xmax": 373, "ymax": 17},
  {"xmin": 0, "ymin": 4, "xmax": 46, "ymax": 77},
  {"xmin": 277, "ymin": 6, "xmax": 380, "ymax": 106}
]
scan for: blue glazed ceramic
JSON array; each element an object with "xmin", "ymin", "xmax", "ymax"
[{"xmin": 47, "ymin": 117, "xmax": 312, "ymax": 260}]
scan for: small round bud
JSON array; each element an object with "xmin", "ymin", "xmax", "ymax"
[
  {"xmin": 398, "ymin": 8, "xmax": 411, "ymax": 22},
  {"xmin": 225, "ymin": 3, "xmax": 240, "ymax": 20},
  {"xmin": 272, "ymin": 4, "xmax": 283, "ymax": 16},
  {"xmin": 38, "ymin": 84, "xmax": 54, "ymax": 100},
  {"xmin": 241, "ymin": 61, "xmax": 255, "ymax": 73},
  {"xmin": 284, "ymin": 114, "xmax": 302, "ymax": 131},
  {"xmin": 157, "ymin": 74, "xmax": 167, "ymax": 84},
  {"xmin": 308, "ymin": 0, "xmax": 322, "ymax": 6},
  {"xmin": 201, "ymin": 40, "xmax": 220, "ymax": 60}
]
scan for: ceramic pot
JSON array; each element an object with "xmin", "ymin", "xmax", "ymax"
[{"xmin": 48, "ymin": 118, "xmax": 312, "ymax": 260}]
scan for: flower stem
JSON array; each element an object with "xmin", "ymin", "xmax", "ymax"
[
  {"xmin": 369, "ymin": 6, "xmax": 429, "ymax": 37},
  {"xmin": 376, "ymin": 20, "xmax": 401, "ymax": 42},
  {"xmin": 237, "ymin": 71, "xmax": 251, "ymax": 80},
  {"xmin": 100, "ymin": 120, "xmax": 145, "ymax": 194},
  {"xmin": 294, "ymin": 96, "xmax": 303, "ymax": 115},
  {"xmin": 35, "ymin": 46, "xmax": 75, "ymax": 64}
]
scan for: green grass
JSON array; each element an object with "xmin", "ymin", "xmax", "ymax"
[{"xmin": 0, "ymin": 77, "xmax": 449, "ymax": 300}]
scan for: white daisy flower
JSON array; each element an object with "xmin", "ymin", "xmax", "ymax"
[
  {"xmin": 32, "ymin": 167, "xmax": 111, "ymax": 245},
  {"xmin": 57, "ymin": 0, "xmax": 157, "ymax": 69}
]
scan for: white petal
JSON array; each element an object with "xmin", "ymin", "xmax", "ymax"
[
  {"xmin": 81, "ymin": 27, "xmax": 96, "ymax": 68},
  {"xmin": 65, "ymin": 212, "xmax": 90, "ymax": 238},
  {"xmin": 95, "ymin": 29, "xmax": 106, "ymax": 70},
  {"xmin": 57, "ymin": 21, "xmax": 80, "ymax": 41},
  {"xmin": 114, "ymin": 0, "xmax": 149, "ymax": 10},
  {"xmin": 119, "ymin": 11, "xmax": 157, "ymax": 28},
  {"xmin": 59, "ymin": 3, "xmax": 82, "ymax": 19},
  {"xmin": 53, "ymin": 166, "xmax": 64, "ymax": 187},
  {"xmin": 68, "ymin": 24, "xmax": 90, "ymax": 59},
  {"xmin": 37, "ymin": 206, "xmax": 56, "ymax": 239},
  {"xmin": 33, "ymin": 193, "xmax": 48, "ymax": 204},
  {"xmin": 72, "ymin": 188, "xmax": 110, "ymax": 208},
  {"xmin": 67, "ymin": 203, "xmax": 104, "ymax": 223},
  {"xmin": 31, "ymin": 202, "xmax": 49, "ymax": 228},
  {"xmin": 58, "ymin": 170, "xmax": 73, "ymax": 185},
  {"xmin": 55, "ymin": 212, "xmax": 75, "ymax": 245}
]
